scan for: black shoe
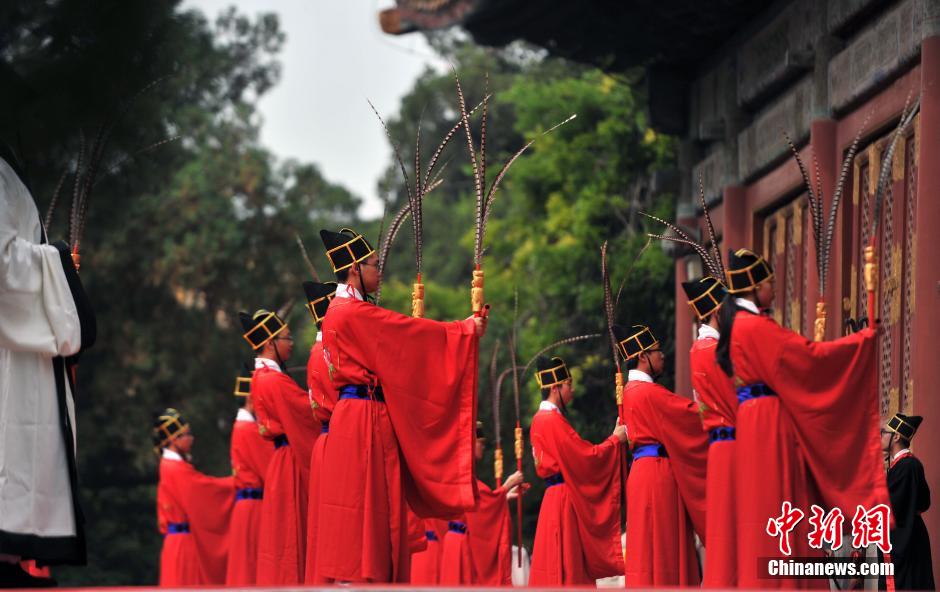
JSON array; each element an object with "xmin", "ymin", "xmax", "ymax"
[{"xmin": 0, "ymin": 563, "xmax": 57, "ymax": 588}]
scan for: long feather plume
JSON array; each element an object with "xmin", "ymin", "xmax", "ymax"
[
  {"xmin": 453, "ymin": 66, "xmax": 575, "ymax": 266},
  {"xmin": 640, "ymin": 209, "xmax": 724, "ymax": 280},
  {"xmin": 784, "ymin": 131, "xmax": 822, "ymax": 277},
  {"xmin": 453, "ymin": 69, "xmax": 485, "ymax": 265},
  {"xmin": 477, "ymin": 115, "xmax": 577, "ymax": 257},
  {"xmin": 69, "ymin": 77, "xmax": 169, "ymax": 253},
  {"xmin": 697, "ymin": 176, "xmax": 725, "ymax": 279},
  {"xmin": 520, "ymin": 334, "xmax": 602, "ymax": 381},
  {"xmin": 370, "ymin": 95, "xmax": 489, "ymax": 286},
  {"xmin": 872, "ymin": 95, "xmax": 918, "ymax": 244},
  {"xmin": 510, "ymin": 289, "xmax": 521, "ymax": 421},
  {"xmin": 495, "ymin": 366, "xmax": 519, "ymax": 429},
  {"xmin": 785, "ymin": 109, "xmax": 873, "ymax": 295},
  {"xmin": 822, "ymin": 110, "xmax": 873, "ymax": 289},
  {"xmin": 614, "ymin": 236, "xmax": 653, "ymax": 309},
  {"xmin": 295, "ymin": 234, "xmax": 320, "ymax": 281},
  {"xmin": 45, "ymin": 167, "xmax": 70, "ymax": 231},
  {"xmin": 601, "ymin": 242, "xmax": 620, "ymax": 370},
  {"xmin": 490, "ymin": 341, "xmax": 502, "ymax": 447}
]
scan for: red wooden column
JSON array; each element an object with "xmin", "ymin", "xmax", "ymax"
[
  {"xmin": 913, "ymin": 31, "xmax": 940, "ymax": 581},
  {"xmin": 721, "ymin": 185, "xmax": 748, "ymax": 252},
  {"xmin": 808, "ymin": 120, "xmax": 836, "ymax": 339}
]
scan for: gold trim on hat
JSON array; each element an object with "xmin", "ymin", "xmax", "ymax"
[
  {"xmin": 242, "ymin": 311, "xmax": 287, "ymax": 350},
  {"xmin": 305, "ymin": 293, "xmax": 335, "ymax": 324},
  {"xmin": 325, "ymin": 229, "xmax": 376, "ymax": 272},
  {"xmin": 688, "ymin": 281, "xmax": 724, "ymax": 320},
  {"xmin": 155, "ymin": 413, "xmax": 189, "ymax": 450},
  {"xmin": 234, "ymin": 376, "xmax": 252, "ymax": 397},
  {"xmin": 726, "ymin": 249, "xmax": 774, "ymax": 294},
  {"xmin": 619, "ymin": 326, "xmax": 660, "ymax": 360},
  {"xmin": 887, "ymin": 415, "xmax": 916, "ymax": 439},
  {"xmin": 536, "ymin": 361, "xmax": 570, "ymax": 389}
]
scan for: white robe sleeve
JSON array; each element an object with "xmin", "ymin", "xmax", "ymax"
[{"xmin": 0, "ymin": 161, "xmax": 81, "ymax": 357}]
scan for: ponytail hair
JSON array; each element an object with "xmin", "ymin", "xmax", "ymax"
[{"xmin": 715, "ymin": 293, "xmax": 741, "ymax": 377}]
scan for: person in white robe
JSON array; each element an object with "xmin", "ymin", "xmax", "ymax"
[{"xmin": 0, "ymin": 154, "xmax": 95, "ymax": 582}]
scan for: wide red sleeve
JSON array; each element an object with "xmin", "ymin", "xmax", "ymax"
[
  {"xmin": 250, "ymin": 371, "xmax": 280, "ymax": 441},
  {"xmin": 649, "ymin": 383, "xmax": 709, "ymax": 538},
  {"xmin": 333, "ymin": 302, "xmax": 480, "ymax": 515},
  {"xmin": 741, "ymin": 317, "xmax": 888, "ymax": 514},
  {"xmin": 465, "ymin": 481, "xmax": 512, "ymax": 586},
  {"xmin": 177, "ymin": 463, "xmax": 235, "ymax": 584},
  {"xmin": 536, "ymin": 412, "xmax": 623, "ymax": 578},
  {"xmin": 268, "ymin": 370, "xmax": 320, "ymax": 476},
  {"xmin": 232, "ymin": 421, "xmax": 273, "ymax": 488},
  {"xmin": 307, "ymin": 341, "xmax": 337, "ymax": 423}
]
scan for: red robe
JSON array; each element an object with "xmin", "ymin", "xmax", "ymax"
[
  {"xmin": 622, "ymin": 374, "xmax": 708, "ymax": 587},
  {"xmin": 690, "ymin": 334, "xmax": 738, "ymax": 587},
  {"xmin": 729, "ymin": 311, "xmax": 885, "ymax": 588},
  {"xmin": 466, "ymin": 480, "xmax": 513, "ymax": 586},
  {"xmin": 313, "ymin": 294, "xmax": 479, "ymax": 583},
  {"xmin": 251, "ymin": 360, "xmax": 320, "ymax": 585},
  {"xmin": 225, "ymin": 410, "xmax": 274, "ymax": 586},
  {"xmin": 440, "ymin": 517, "xmax": 475, "ymax": 585},
  {"xmin": 156, "ymin": 454, "xmax": 234, "ymax": 586},
  {"xmin": 409, "ymin": 520, "xmax": 447, "ymax": 585},
  {"xmin": 529, "ymin": 406, "xmax": 623, "ymax": 585},
  {"xmin": 303, "ymin": 339, "xmax": 338, "ymax": 583}
]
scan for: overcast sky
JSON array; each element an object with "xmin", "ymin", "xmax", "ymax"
[{"xmin": 182, "ymin": 0, "xmax": 447, "ymax": 218}]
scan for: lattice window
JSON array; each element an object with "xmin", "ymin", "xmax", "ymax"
[
  {"xmin": 761, "ymin": 198, "xmax": 806, "ymax": 335},
  {"xmin": 846, "ymin": 120, "xmax": 918, "ymax": 418}
]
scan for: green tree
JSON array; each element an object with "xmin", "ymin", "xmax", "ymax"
[
  {"xmin": 2, "ymin": 2, "xmax": 359, "ymax": 584},
  {"xmin": 373, "ymin": 41, "xmax": 677, "ymax": 545}
]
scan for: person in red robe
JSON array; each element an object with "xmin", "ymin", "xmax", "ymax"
[
  {"xmin": 153, "ymin": 408, "xmax": 234, "ymax": 587},
  {"xmin": 410, "ymin": 520, "xmax": 448, "ymax": 585},
  {"xmin": 312, "ymin": 228, "xmax": 485, "ymax": 583},
  {"xmin": 615, "ymin": 324, "xmax": 708, "ymax": 587},
  {"xmin": 239, "ymin": 308, "xmax": 321, "ymax": 585},
  {"xmin": 528, "ymin": 356, "xmax": 626, "ymax": 586},
  {"xmin": 682, "ymin": 276, "xmax": 737, "ymax": 587},
  {"xmin": 225, "ymin": 365, "xmax": 274, "ymax": 586},
  {"xmin": 439, "ymin": 422, "xmax": 524, "ymax": 586},
  {"xmin": 300, "ymin": 280, "xmax": 337, "ymax": 583},
  {"xmin": 714, "ymin": 248, "xmax": 886, "ymax": 589}
]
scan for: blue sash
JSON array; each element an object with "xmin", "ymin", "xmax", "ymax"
[
  {"xmin": 339, "ymin": 384, "xmax": 385, "ymax": 402},
  {"xmin": 274, "ymin": 434, "xmax": 289, "ymax": 449},
  {"xmin": 632, "ymin": 442, "xmax": 668, "ymax": 460},
  {"xmin": 708, "ymin": 426, "xmax": 736, "ymax": 444},
  {"xmin": 236, "ymin": 487, "xmax": 263, "ymax": 501},
  {"xmin": 736, "ymin": 382, "xmax": 777, "ymax": 405},
  {"xmin": 447, "ymin": 521, "xmax": 468, "ymax": 534},
  {"xmin": 167, "ymin": 522, "xmax": 190, "ymax": 534},
  {"xmin": 544, "ymin": 473, "xmax": 565, "ymax": 487}
]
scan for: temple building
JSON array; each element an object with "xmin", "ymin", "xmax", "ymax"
[{"xmin": 381, "ymin": 0, "xmax": 940, "ymax": 578}]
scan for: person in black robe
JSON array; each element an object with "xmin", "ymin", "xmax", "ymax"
[{"xmin": 880, "ymin": 413, "xmax": 934, "ymax": 590}]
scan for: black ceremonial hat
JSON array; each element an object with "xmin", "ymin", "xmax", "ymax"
[
  {"xmin": 681, "ymin": 277, "xmax": 727, "ymax": 320},
  {"xmin": 239, "ymin": 309, "xmax": 287, "ymax": 350},
  {"xmin": 536, "ymin": 356, "xmax": 571, "ymax": 389},
  {"xmin": 319, "ymin": 228, "xmax": 375, "ymax": 273},
  {"xmin": 302, "ymin": 281, "xmax": 337, "ymax": 326},
  {"xmin": 613, "ymin": 324, "xmax": 660, "ymax": 360},
  {"xmin": 234, "ymin": 362, "xmax": 253, "ymax": 398},
  {"xmin": 726, "ymin": 248, "xmax": 774, "ymax": 294},
  {"xmin": 887, "ymin": 413, "xmax": 923, "ymax": 441},
  {"xmin": 152, "ymin": 408, "xmax": 189, "ymax": 452}
]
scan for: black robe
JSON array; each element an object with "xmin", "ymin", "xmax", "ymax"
[{"xmin": 881, "ymin": 455, "xmax": 934, "ymax": 590}]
